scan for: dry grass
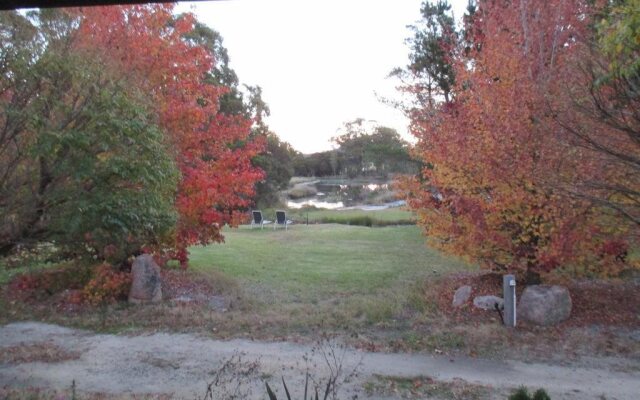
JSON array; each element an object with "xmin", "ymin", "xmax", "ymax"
[
  {"xmin": 380, "ymin": 271, "xmax": 640, "ymax": 364},
  {"xmin": 3, "ymin": 271, "xmax": 639, "ymax": 368},
  {"xmin": 0, "ymin": 342, "xmax": 80, "ymax": 364},
  {"xmin": 0, "ymin": 388, "xmax": 176, "ymax": 400},
  {"xmin": 363, "ymin": 375, "xmax": 491, "ymax": 400},
  {"xmin": 2, "ymin": 226, "xmax": 639, "ymax": 366}
]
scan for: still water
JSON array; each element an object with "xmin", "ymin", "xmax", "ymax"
[{"xmin": 287, "ymin": 182, "xmax": 404, "ymax": 210}]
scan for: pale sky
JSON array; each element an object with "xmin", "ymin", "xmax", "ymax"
[{"xmin": 177, "ymin": 0, "xmax": 468, "ymax": 153}]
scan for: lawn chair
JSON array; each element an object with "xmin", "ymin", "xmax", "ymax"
[
  {"xmin": 251, "ymin": 210, "xmax": 271, "ymax": 229},
  {"xmin": 274, "ymin": 210, "xmax": 293, "ymax": 230}
]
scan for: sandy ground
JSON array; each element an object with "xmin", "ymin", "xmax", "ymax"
[{"xmin": 0, "ymin": 322, "xmax": 638, "ymax": 399}]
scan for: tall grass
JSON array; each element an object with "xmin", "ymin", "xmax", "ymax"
[{"xmin": 286, "ymin": 208, "xmax": 415, "ymax": 226}]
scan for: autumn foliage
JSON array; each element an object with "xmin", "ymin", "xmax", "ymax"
[
  {"xmin": 75, "ymin": 5, "xmax": 263, "ymax": 265},
  {"xmin": 0, "ymin": 5, "xmax": 263, "ymax": 266},
  {"xmin": 403, "ymin": 0, "xmax": 638, "ymax": 280},
  {"xmin": 83, "ymin": 264, "xmax": 131, "ymax": 306}
]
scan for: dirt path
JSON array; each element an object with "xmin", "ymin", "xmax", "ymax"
[{"xmin": 0, "ymin": 322, "xmax": 638, "ymax": 399}]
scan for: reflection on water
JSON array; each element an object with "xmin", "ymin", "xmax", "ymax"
[
  {"xmin": 287, "ymin": 199, "xmax": 344, "ymax": 209},
  {"xmin": 367, "ymin": 184, "xmax": 388, "ymax": 191},
  {"xmin": 341, "ymin": 200, "xmax": 406, "ymax": 211},
  {"xmin": 286, "ymin": 181, "xmax": 402, "ymax": 210}
]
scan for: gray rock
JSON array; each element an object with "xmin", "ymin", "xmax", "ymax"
[
  {"xmin": 473, "ymin": 295, "xmax": 504, "ymax": 311},
  {"xmin": 171, "ymin": 295, "xmax": 195, "ymax": 304},
  {"xmin": 128, "ymin": 254, "xmax": 162, "ymax": 304},
  {"xmin": 208, "ymin": 295, "xmax": 230, "ymax": 312},
  {"xmin": 452, "ymin": 285, "xmax": 472, "ymax": 307},
  {"xmin": 619, "ymin": 268, "xmax": 640, "ymax": 283},
  {"xmin": 518, "ymin": 285, "xmax": 572, "ymax": 326}
]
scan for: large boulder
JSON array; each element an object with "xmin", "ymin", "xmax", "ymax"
[
  {"xmin": 518, "ymin": 285, "xmax": 571, "ymax": 326},
  {"xmin": 452, "ymin": 285, "xmax": 472, "ymax": 307},
  {"xmin": 473, "ymin": 295, "xmax": 504, "ymax": 311},
  {"xmin": 128, "ymin": 254, "xmax": 162, "ymax": 304}
]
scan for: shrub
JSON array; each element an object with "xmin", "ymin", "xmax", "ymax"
[
  {"xmin": 319, "ymin": 215, "xmax": 374, "ymax": 227},
  {"xmin": 509, "ymin": 387, "xmax": 551, "ymax": 400},
  {"xmin": 1, "ymin": 243, "xmax": 59, "ymax": 270},
  {"xmin": 265, "ymin": 336, "xmax": 362, "ymax": 400},
  {"xmin": 9, "ymin": 274, "xmax": 42, "ymax": 293},
  {"xmin": 9, "ymin": 263, "xmax": 92, "ymax": 299},
  {"xmin": 82, "ymin": 264, "xmax": 131, "ymax": 306}
]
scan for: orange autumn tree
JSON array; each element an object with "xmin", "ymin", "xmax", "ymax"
[
  {"xmin": 74, "ymin": 5, "xmax": 263, "ymax": 265},
  {"xmin": 403, "ymin": 0, "xmax": 635, "ymax": 282},
  {"xmin": 552, "ymin": 0, "xmax": 640, "ymax": 229}
]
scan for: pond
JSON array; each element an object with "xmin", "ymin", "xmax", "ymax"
[{"xmin": 287, "ymin": 181, "xmax": 405, "ymax": 210}]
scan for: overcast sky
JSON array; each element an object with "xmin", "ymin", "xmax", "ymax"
[{"xmin": 177, "ymin": 0, "xmax": 468, "ymax": 153}]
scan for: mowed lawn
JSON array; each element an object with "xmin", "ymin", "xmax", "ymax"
[{"xmin": 189, "ymin": 223, "xmax": 473, "ymax": 325}]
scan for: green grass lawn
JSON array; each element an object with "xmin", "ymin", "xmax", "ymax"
[
  {"xmin": 190, "ymin": 224, "xmax": 458, "ymax": 294},
  {"xmin": 3, "ymin": 223, "xmax": 633, "ymax": 362},
  {"xmin": 0, "ymin": 223, "xmax": 473, "ymax": 339},
  {"xmin": 189, "ymin": 224, "xmax": 472, "ymax": 327}
]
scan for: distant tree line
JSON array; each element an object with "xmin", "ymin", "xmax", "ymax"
[
  {"xmin": 252, "ymin": 132, "xmax": 298, "ymax": 208},
  {"xmin": 293, "ymin": 120, "xmax": 419, "ymax": 178}
]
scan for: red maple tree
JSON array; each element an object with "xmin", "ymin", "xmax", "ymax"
[
  {"xmin": 404, "ymin": 0, "xmax": 635, "ymax": 281},
  {"xmin": 73, "ymin": 4, "xmax": 263, "ymax": 265}
]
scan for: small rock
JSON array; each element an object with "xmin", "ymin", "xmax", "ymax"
[
  {"xmin": 128, "ymin": 254, "xmax": 162, "ymax": 304},
  {"xmin": 473, "ymin": 295, "xmax": 504, "ymax": 311},
  {"xmin": 208, "ymin": 295, "xmax": 230, "ymax": 312},
  {"xmin": 171, "ymin": 295, "xmax": 194, "ymax": 304},
  {"xmin": 518, "ymin": 285, "xmax": 571, "ymax": 326},
  {"xmin": 619, "ymin": 268, "xmax": 640, "ymax": 283},
  {"xmin": 452, "ymin": 285, "xmax": 472, "ymax": 307}
]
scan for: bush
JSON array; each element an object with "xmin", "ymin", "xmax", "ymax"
[
  {"xmin": 82, "ymin": 264, "xmax": 132, "ymax": 306},
  {"xmin": 9, "ymin": 263, "xmax": 92, "ymax": 299},
  {"xmin": 509, "ymin": 387, "xmax": 551, "ymax": 400},
  {"xmin": 315, "ymin": 215, "xmax": 414, "ymax": 227},
  {"xmin": 319, "ymin": 215, "xmax": 374, "ymax": 227},
  {"xmin": 1, "ymin": 243, "xmax": 59, "ymax": 270}
]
